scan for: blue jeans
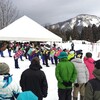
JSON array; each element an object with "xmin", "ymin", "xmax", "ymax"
[
  {"xmin": 0, "ymin": 51, "xmax": 4, "ymax": 57},
  {"xmin": 14, "ymin": 59, "xmax": 19, "ymax": 68}
]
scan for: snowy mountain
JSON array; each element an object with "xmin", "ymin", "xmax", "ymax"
[{"xmin": 48, "ymin": 14, "xmax": 100, "ymax": 33}]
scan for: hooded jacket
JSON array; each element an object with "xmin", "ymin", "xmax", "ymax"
[
  {"xmin": 83, "ymin": 57, "xmax": 95, "ymax": 80},
  {"xmin": 20, "ymin": 63, "xmax": 48, "ymax": 99},
  {"xmin": 0, "ymin": 74, "xmax": 20, "ymax": 100},
  {"xmin": 55, "ymin": 58, "xmax": 77, "ymax": 89},
  {"xmin": 84, "ymin": 69, "xmax": 100, "ymax": 100},
  {"xmin": 17, "ymin": 91, "xmax": 38, "ymax": 100},
  {"xmin": 71, "ymin": 58, "xmax": 89, "ymax": 83}
]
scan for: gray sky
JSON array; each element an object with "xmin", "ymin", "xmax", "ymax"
[{"xmin": 12, "ymin": 0, "xmax": 100, "ymax": 25}]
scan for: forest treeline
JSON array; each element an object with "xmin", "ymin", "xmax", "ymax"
[{"xmin": 46, "ymin": 24, "xmax": 100, "ymax": 42}]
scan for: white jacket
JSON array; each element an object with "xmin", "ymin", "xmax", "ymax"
[
  {"xmin": 0, "ymin": 74, "xmax": 20, "ymax": 100},
  {"xmin": 71, "ymin": 58, "xmax": 89, "ymax": 83}
]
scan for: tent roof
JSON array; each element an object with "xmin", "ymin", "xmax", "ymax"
[{"xmin": 0, "ymin": 16, "xmax": 62, "ymax": 42}]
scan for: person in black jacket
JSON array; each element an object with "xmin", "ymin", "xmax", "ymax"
[
  {"xmin": 7, "ymin": 43, "xmax": 12, "ymax": 57},
  {"xmin": 71, "ymin": 42, "xmax": 74, "ymax": 50},
  {"xmin": 19, "ymin": 57, "xmax": 48, "ymax": 100}
]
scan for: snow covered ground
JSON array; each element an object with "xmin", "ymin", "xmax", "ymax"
[
  {"xmin": 0, "ymin": 41, "xmax": 100, "ymax": 100},
  {"xmin": 0, "ymin": 50, "xmax": 58, "ymax": 100}
]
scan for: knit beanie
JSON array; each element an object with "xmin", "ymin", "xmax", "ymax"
[{"xmin": 0, "ymin": 63, "xmax": 10, "ymax": 75}]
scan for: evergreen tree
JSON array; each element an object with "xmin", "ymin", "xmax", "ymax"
[
  {"xmin": 92, "ymin": 24, "xmax": 98, "ymax": 42},
  {"xmin": 71, "ymin": 26, "xmax": 80, "ymax": 40}
]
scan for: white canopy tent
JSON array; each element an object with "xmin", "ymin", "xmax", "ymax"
[{"xmin": 0, "ymin": 16, "xmax": 62, "ymax": 42}]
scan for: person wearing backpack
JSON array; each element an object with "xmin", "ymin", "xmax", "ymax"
[{"xmin": 84, "ymin": 59, "xmax": 100, "ymax": 100}]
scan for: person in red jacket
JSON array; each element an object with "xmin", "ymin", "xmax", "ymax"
[{"xmin": 83, "ymin": 52, "xmax": 95, "ymax": 80}]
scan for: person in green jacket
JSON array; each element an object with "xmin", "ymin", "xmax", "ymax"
[{"xmin": 55, "ymin": 51, "xmax": 77, "ymax": 100}]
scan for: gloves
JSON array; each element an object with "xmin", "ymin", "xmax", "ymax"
[
  {"xmin": 62, "ymin": 81, "xmax": 72, "ymax": 87},
  {"xmin": 85, "ymin": 83, "xmax": 87, "ymax": 87},
  {"xmin": 74, "ymin": 83, "xmax": 79, "ymax": 87}
]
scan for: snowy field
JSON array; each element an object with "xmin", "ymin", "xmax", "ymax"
[
  {"xmin": 0, "ymin": 50, "xmax": 58, "ymax": 100},
  {"xmin": 0, "ymin": 41, "xmax": 100, "ymax": 100}
]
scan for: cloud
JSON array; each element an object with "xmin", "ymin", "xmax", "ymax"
[{"xmin": 12, "ymin": 0, "xmax": 100, "ymax": 25}]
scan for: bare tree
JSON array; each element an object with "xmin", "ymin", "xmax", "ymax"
[{"xmin": 0, "ymin": 0, "xmax": 19, "ymax": 29}]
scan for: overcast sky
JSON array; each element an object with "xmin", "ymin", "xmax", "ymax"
[{"xmin": 12, "ymin": 0, "xmax": 100, "ymax": 25}]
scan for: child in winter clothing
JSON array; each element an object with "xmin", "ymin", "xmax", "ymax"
[
  {"xmin": 0, "ymin": 63, "xmax": 20, "ymax": 100},
  {"xmin": 68, "ymin": 50, "xmax": 75, "ymax": 61},
  {"xmin": 83, "ymin": 52, "xmax": 95, "ymax": 80},
  {"xmin": 13, "ymin": 48, "xmax": 24, "ymax": 68},
  {"xmin": 71, "ymin": 52, "xmax": 89, "ymax": 100}
]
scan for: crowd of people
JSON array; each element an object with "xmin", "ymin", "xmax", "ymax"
[{"xmin": 0, "ymin": 41, "xmax": 100, "ymax": 100}]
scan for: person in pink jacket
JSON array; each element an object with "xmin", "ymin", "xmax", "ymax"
[{"xmin": 83, "ymin": 52, "xmax": 95, "ymax": 80}]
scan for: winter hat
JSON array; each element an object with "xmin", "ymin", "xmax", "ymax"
[
  {"xmin": 86, "ymin": 52, "xmax": 92, "ymax": 58},
  {"xmin": 94, "ymin": 60, "xmax": 100, "ymax": 69},
  {"xmin": 63, "ymin": 49, "xmax": 67, "ymax": 52},
  {"xmin": 0, "ymin": 63, "xmax": 10, "ymax": 75},
  {"xmin": 58, "ymin": 51, "xmax": 68, "ymax": 59},
  {"xmin": 69, "ymin": 50, "xmax": 75, "ymax": 54},
  {"xmin": 76, "ymin": 50, "xmax": 83, "ymax": 58},
  {"xmin": 76, "ymin": 50, "xmax": 82, "ymax": 55}
]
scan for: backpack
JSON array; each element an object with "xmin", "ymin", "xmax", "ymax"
[
  {"xmin": 88, "ymin": 78, "xmax": 100, "ymax": 95},
  {"xmin": 17, "ymin": 91, "xmax": 38, "ymax": 100}
]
